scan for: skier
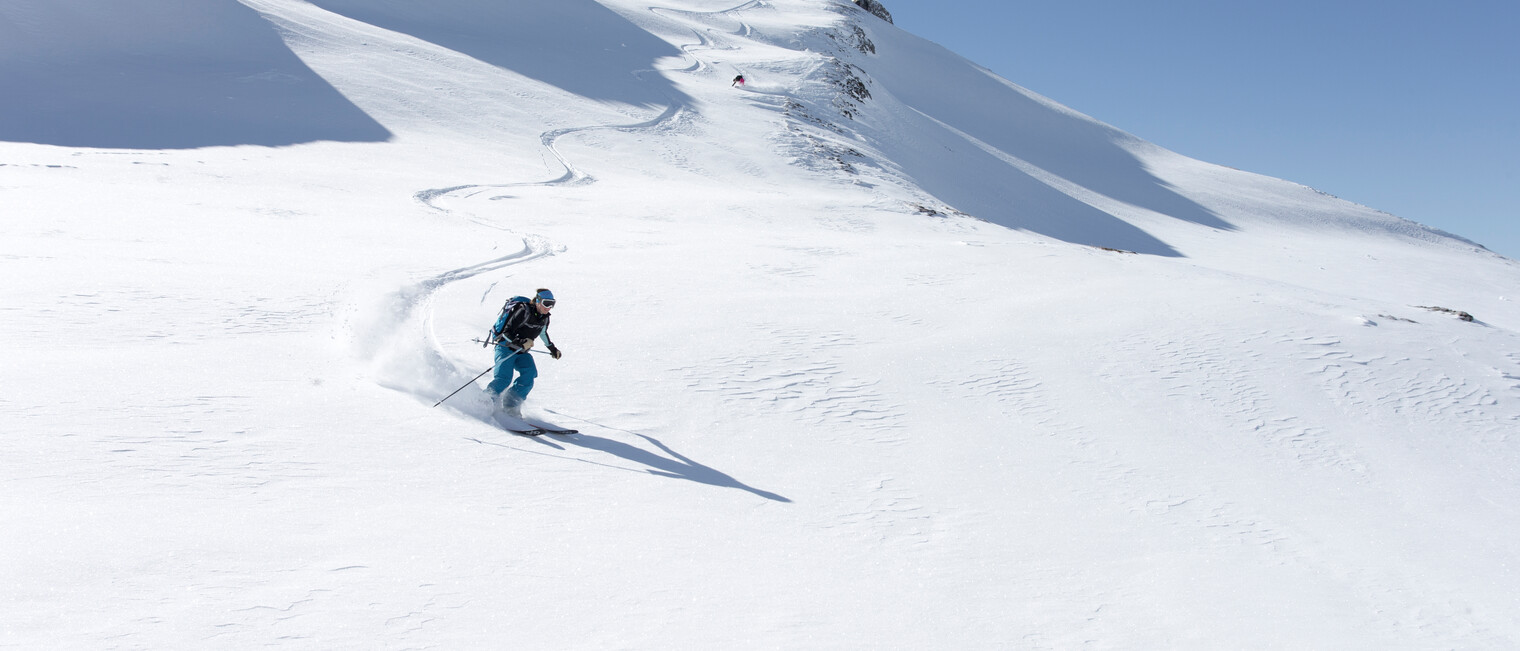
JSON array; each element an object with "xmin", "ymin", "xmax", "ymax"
[
  {"xmin": 731, "ymin": 74, "xmax": 745, "ymax": 87},
  {"xmin": 485, "ymin": 288, "xmax": 562, "ymax": 419}
]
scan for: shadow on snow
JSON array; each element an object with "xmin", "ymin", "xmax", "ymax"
[
  {"xmin": 560, "ymin": 429, "xmax": 791, "ymax": 503},
  {"xmin": 307, "ymin": 0, "xmax": 693, "ymax": 110},
  {"xmin": 0, "ymin": 0, "xmax": 391, "ymax": 149},
  {"xmin": 473, "ymin": 410, "xmax": 790, "ymax": 504},
  {"xmin": 862, "ymin": 25, "xmax": 1238, "ymax": 256}
]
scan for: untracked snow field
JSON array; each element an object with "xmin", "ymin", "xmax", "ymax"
[{"xmin": 4, "ymin": 0, "xmax": 1520, "ymax": 648}]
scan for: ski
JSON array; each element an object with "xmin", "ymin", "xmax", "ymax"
[
  {"xmin": 492, "ymin": 413, "xmax": 578, "ymax": 436},
  {"xmin": 505, "ymin": 427, "xmax": 550, "ymax": 437},
  {"xmin": 502, "ymin": 426, "xmax": 577, "ymax": 436}
]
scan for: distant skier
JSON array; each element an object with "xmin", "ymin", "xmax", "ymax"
[
  {"xmin": 732, "ymin": 74, "xmax": 745, "ymax": 87},
  {"xmin": 484, "ymin": 288, "xmax": 562, "ymax": 418}
]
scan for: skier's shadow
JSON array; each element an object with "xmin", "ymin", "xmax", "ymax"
[{"xmin": 549, "ymin": 414, "xmax": 790, "ymax": 503}]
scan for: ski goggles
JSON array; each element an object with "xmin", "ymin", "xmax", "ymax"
[{"xmin": 537, "ymin": 298, "xmax": 556, "ymax": 308}]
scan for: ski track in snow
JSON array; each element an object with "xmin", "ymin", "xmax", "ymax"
[
  {"xmin": 410, "ymin": 1, "xmax": 750, "ymax": 215},
  {"xmin": 371, "ymin": 0, "xmax": 758, "ymax": 434},
  {"xmin": 404, "ymin": 0, "xmax": 839, "ymax": 426},
  {"xmin": 411, "ymin": 101, "xmax": 685, "ymax": 216},
  {"xmin": 360, "ymin": 237, "xmax": 555, "ymax": 413},
  {"xmin": 395, "ymin": 0, "xmax": 747, "ymax": 398},
  {"xmin": 12, "ymin": 0, "xmax": 1520, "ymax": 647}
]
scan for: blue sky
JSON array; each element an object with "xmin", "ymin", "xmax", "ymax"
[{"xmin": 882, "ymin": 0, "xmax": 1519, "ymax": 260}]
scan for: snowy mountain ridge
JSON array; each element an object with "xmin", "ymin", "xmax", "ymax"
[{"xmin": 4, "ymin": 0, "xmax": 1520, "ymax": 648}]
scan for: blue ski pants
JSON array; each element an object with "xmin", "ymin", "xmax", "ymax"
[{"xmin": 486, "ymin": 346, "xmax": 537, "ymax": 406}]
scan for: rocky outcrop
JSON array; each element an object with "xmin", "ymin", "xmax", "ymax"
[
  {"xmin": 1417, "ymin": 306, "xmax": 1476, "ymax": 322},
  {"xmin": 853, "ymin": 0, "xmax": 893, "ymax": 24}
]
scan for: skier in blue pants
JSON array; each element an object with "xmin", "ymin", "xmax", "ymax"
[{"xmin": 485, "ymin": 288, "xmax": 562, "ymax": 418}]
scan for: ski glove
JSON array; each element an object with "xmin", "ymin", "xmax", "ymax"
[
  {"xmin": 515, "ymin": 338, "xmax": 534, "ymax": 352},
  {"xmin": 549, "ymin": 345, "xmax": 562, "ymax": 360}
]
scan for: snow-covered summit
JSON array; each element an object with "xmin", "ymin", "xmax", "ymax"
[{"xmin": 4, "ymin": 0, "xmax": 1519, "ymax": 648}]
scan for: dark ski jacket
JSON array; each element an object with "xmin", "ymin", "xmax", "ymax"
[{"xmin": 493, "ymin": 300, "xmax": 553, "ymax": 349}]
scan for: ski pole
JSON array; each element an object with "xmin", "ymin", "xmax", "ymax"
[
  {"xmin": 433, "ymin": 366, "xmax": 495, "ymax": 408},
  {"xmin": 433, "ymin": 342, "xmax": 538, "ymax": 408},
  {"xmin": 472, "ymin": 338, "xmax": 553, "ymax": 354}
]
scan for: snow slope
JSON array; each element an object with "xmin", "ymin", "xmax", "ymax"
[{"xmin": 4, "ymin": 0, "xmax": 1519, "ymax": 648}]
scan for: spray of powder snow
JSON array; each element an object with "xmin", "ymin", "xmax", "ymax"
[{"xmin": 342, "ymin": 236, "xmax": 560, "ymax": 419}]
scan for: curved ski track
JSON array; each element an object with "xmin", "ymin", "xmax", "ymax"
[
  {"xmin": 405, "ymin": 2, "xmax": 762, "ymax": 407},
  {"xmin": 411, "ymin": 2, "xmax": 770, "ymax": 213}
]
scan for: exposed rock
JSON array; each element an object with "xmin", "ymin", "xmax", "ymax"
[
  {"xmin": 1416, "ymin": 306, "xmax": 1476, "ymax": 322},
  {"xmin": 816, "ymin": 57, "xmax": 871, "ymax": 120},
  {"xmin": 852, "ymin": 0, "xmax": 893, "ymax": 24},
  {"xmin": 828, "ymin": 24, "xmax": 876, "ymax": 55},
  {"xmin": 909, "ymin": 203, "xmax": 970, "ymax": 218}
]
